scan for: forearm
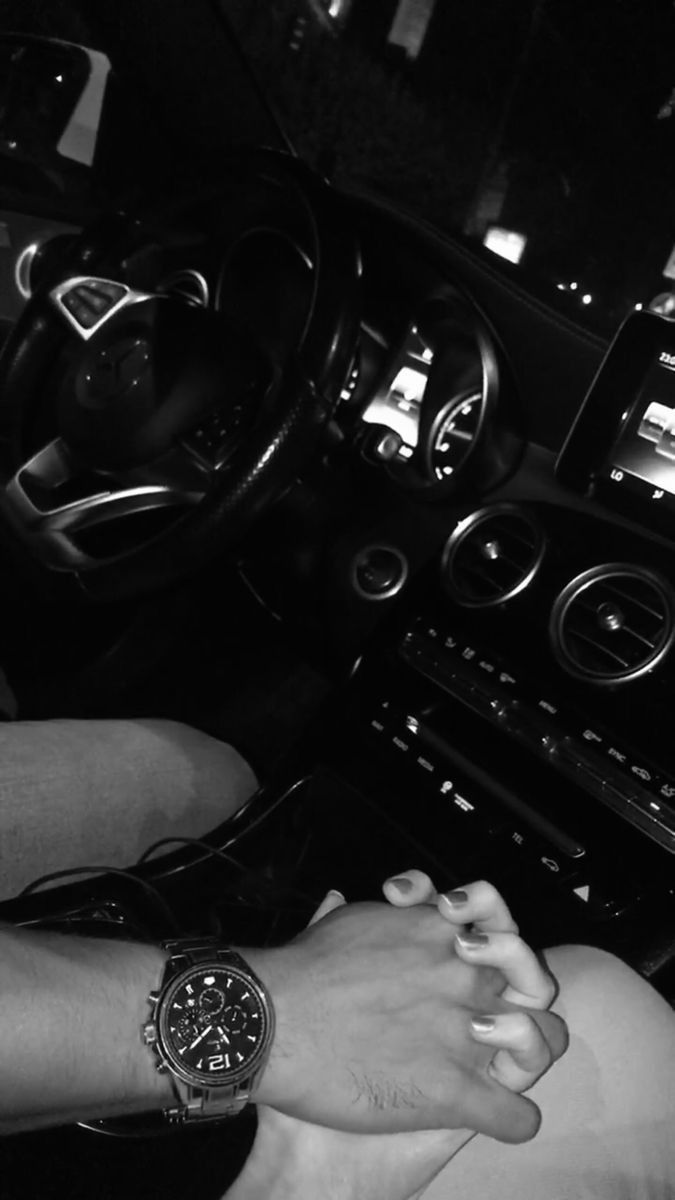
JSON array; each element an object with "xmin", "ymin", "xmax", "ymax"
[
  {"xmin": 224, "ymin": 1124, "xmax": 309, "ymax": 1200},
  {"xmin": 0, "ymin": 923, "xmax": 172, "ymax": 1132},
  {"xmin": 223, "ymin": 1109, "xmax": 472, "ymax": 1200},
  {"xmin": 224, "ymin": 1123, "xmax": 354, "ymax": 1200}
]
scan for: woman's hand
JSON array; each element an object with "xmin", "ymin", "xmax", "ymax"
[{"xmin": 381, "ymin": 873, "xmax": 558, "ymax": 1096}]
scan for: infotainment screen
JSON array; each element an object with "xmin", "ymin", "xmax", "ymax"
[
  {"xmin": 556, "ymin": 311, "xmax": 675, "ymax": 534},
  {"xmin": 603, "ymin": 352, "xmax": 675, "ymax": 508}
]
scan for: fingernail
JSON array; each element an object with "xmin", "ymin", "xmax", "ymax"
[
  {"xmin": 440, "ymin": 889, "xmax": 468, "ymax": 909},
  {"xmin": 456, "ymin": 930, "xmax": 489, "ymax": 949},
  {"xmin": 327, "ymin": 889, "xmax": 345, "ymax": 901},
  {"xmin": 470, "ymin": 1015, "xmax": 497, "ymax": 1034},
  {"xmin": 388, "ymin": 877, "xmax": 413, "ymax": 894}
]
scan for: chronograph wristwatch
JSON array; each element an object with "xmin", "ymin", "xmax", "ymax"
[{"xmin": 143, "ymin": 938, "xmax": 275, "ymax": 1124}]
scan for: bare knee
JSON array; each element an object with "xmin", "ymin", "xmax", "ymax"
[
  {"xmin": 545, "ymin": 942, "xmax": 632, "ymax": 985},
  {"xmin": 544, "ymin": 943, "xmax": 669, "ymax": 1029}
]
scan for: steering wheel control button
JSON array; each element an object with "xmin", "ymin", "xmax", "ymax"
[
  {"xmin": 352, "ymin": 545, "xmax": 408, "ymax": 600},
  {"xmin": 183, "ymin": 401, "xmax": 246, "ymax": 467},
  {"xmin": 52, "ymin": 276, "xmax": 135, "ymax": 338},
  {"xmin": 62, "ymin": 288, "xmax": 109, "ymax": 328}
]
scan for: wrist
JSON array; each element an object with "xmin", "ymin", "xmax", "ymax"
[{"xmin": 234, "ymin": 945, "xmax": 291, "ymax": 1111}]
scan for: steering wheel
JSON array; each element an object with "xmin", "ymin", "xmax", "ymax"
[{"xmin": 0, "ymin": 151, "xmax": 361, "ymax": 602}]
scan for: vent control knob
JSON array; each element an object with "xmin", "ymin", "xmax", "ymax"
[
  {"xmin": 596, "ymin": 601, "xmax": 624, "ymax": 632},
  {"xmin": 480, "ymin": 538, "xmax": 500, "ymax": 561}
]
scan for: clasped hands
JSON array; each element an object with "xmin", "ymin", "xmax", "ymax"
[{"xmin": 238, "ymin": 874, "xmax": 567, "ymax": 1200}]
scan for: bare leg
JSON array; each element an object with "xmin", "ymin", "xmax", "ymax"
[
  {"xmin": 0, "ymin": 718, "xmax": 258, "ymax": 898},
  {"xmin": 423, "ymin": 944, "xmax": 675, "ymax": 1199}
]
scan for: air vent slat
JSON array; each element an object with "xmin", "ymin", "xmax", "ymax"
[
  {"xmin": 609, "ymin": 624, "xmax": 656, "ymax": 651},
  {"xmin": 551, "ymin": 566, "xmax": 674, "ymax": 683},
  {"xmin": 575, "ymin": 588, "xmax": 664, "ymax": 628},
  {"xmin": 563, "ymin": 629, "xmax": 632, "ymax": 670},
  {"xmin": 602, "ymin": 582, "xmax": 663, "ymax": 620},
  {"xmin": 570, "ymin": 603, "xmax": 658, "ymax": 652},
  {"xmin": 460, "ymin": 557, "xmax": 527, "ymax": 585},
  {"xmin": 474, "ymin": 522, "xmax": 535, "ymax": 553},
  {"xmin": 443, "ymin": 506, "xmax": 544, "ymax": 608},
  {"xmin": 457, "ymin": 565, "xmax": 512, "ymax": 593}
]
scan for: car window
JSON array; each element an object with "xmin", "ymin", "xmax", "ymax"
[
  {"xmin": 0, "ymin": 12, "xmax": 110, "ymax": 326},
  {"xmin": 0, "ymin": 1, "xmax": 112, "ymax": 212},
  {"xmin": 223, "ymin": 0, "xmax": 675, "ymax": 338},
  {"xmin": 0, "ymin": 35, "xmax": 110, "ymax": 210}
]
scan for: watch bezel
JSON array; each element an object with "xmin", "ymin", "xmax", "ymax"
[{"xmin": 156, "ymin": 961, "xmax": 273, "ymax": 1090}]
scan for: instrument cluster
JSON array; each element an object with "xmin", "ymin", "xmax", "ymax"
[{"xmin": 355, "ymin": 287, "xmax": 524, "ymax": 500}]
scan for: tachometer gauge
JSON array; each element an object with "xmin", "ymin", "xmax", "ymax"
[{"xmin": 427, "ymin": 390, "xmax": 483, "ymax": 482}]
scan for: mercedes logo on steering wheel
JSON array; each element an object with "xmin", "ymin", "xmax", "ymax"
[{"xmin": 82, "ymin": 336, "xmax": 151, "ymax": 408}]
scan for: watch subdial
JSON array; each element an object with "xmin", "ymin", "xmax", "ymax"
[
  {"xmin": 427, "ymin": 389, "xmax": 483, "ymax": 482},
  {"xmin": 173, "ymin": 1014, "xmax": 200, "ymax": 1045},
  {"xmin": 222, "ymin": 1003, "xmax": 250, "ymax": 1036},
  {"xmin": 198, "ymin": 986, "xmax": 226, "ymax": 1019}
]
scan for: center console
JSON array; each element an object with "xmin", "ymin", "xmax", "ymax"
[
  {"xmin": 333, "ymin": 543, "xmax": 675, "ymax": 974},
  {"xmin": 304, "ymin": 312, "xmax": 675, "ymax": 982}
]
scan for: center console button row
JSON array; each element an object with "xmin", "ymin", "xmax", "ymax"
[
  {"xmin": 403, "ymin": 626, "xmax": 675, "ymax": 852},
  {"xmin": 367, "ymin": 702, "xmax": 505, "ymax": 846},
  {"xmin": 362, "ymin": 702, "xmax": 641, "ymax": 920},
  {"xmin": 407, "ymin": 725, "xmax": 641, "ymax": 919},
  {"xmin": 567, "ymin": 720, "xmax": 675, "ymax": 814},
  {"xmin": 402, "ymin": 626, "xmax": 556, "ymax": 724},
  {"xmin": 401, "ymin": 636, "xmax": 518, "ymax": 732},
  {"xmin": 567, "ymin": 743, "xmax": 675, "ymax": 846},
  {"xmin": 412, "ymin": 717, "xmax": 586, "ymax": 862},
  {"xmin": 494, "ymin": 824, "xmax": 582, "ymax": 884}
]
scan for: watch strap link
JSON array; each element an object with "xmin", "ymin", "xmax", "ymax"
[{"xmin": 160, "ymin": 938, "xmax": 249, "ymax": 981}]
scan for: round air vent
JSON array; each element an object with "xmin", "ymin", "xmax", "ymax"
[
  {"xmin": 550, "ymin": 564, "xmax": 675, "ymax": 683},
  {"xmin": 441, "ymin": 504, "xmax": 545, "ymax": 607},
  {"xmin": 158, "ymin": 269, "xmax": 209, "ymax": 308}
]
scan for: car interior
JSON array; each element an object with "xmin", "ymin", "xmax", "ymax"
[{"xmin": 0, "ymin": 1, "xmax": 674, "ymax": 1196}]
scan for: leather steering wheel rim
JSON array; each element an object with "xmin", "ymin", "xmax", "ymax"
[{"xmin": 0, "ymin": 150, "xmax": 361, "ymax": 602}]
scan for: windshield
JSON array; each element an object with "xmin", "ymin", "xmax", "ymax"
[
  {"xmin": 224, "ymin": 0, "xmax": 675, "ymax": 338},
  {"xmin": 3, "ymin": 1, "xmax": 675, "ymax": 338}
]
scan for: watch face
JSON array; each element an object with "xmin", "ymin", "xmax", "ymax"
[{"xmin": 158, "ymin": 963, "xmax": 271, "ymax": 1087}]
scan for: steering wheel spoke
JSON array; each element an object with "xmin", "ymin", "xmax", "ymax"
[
  {"xmin": 50, "ymin": 275, "xmax": 155, "ymax": 341},
  {"xmin": 2, "ymin": 438, "xmax": 207, "ymax": 569}
]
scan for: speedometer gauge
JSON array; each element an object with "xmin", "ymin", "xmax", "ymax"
[{"xmin": 427, "ymin": 390, "xmax": 483, "ymax": 481}]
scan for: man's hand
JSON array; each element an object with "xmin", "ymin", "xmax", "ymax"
[
  {"xmin": 245, "ymin": 895, "xmax": 566, "ymax": 1142},
  {"xmin": 230, "ymin": 880, "xmax": 567, "ymax": 1200}
]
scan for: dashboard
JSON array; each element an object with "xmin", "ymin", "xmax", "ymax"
[
  {"xmin": 2, "ymin": 176, "xmax": 675, "ymax": 1000},
  {"xmin": 240, "ymin": 200, "xmax": 675, "ymax": 985}
]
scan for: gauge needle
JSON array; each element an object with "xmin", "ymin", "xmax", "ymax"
[{"xmin": 189, "ymin": 1026, "xmax": 212, "ymax": 1050}]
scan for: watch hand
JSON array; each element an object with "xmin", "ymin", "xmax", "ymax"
[
  {"xmin": 188, "ymin": 1025, "xmax": 212, "ymax": 1051},
  {"xmin": 217, "ymin": 1026, "xmax": 230, "ymax": 1044}
]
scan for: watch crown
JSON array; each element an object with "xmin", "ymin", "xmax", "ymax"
[{"xmin": 142, "ymin": 1022, "xmax": 157, "ymax": 1046}]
